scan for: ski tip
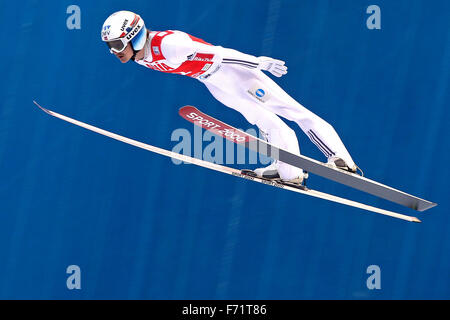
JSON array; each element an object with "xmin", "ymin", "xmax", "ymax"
[
  {"xmin": 33, "ymin": 100, "xmax": 51, "ymax": 115},
  {"xmin": 179, "ymin": 105, "xmax": 198, "ymax": 113}
]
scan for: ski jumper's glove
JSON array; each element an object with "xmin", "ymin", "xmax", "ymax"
[{"xmin": 257, "ymin": 56, "xmax": 288, "ymax": 77}]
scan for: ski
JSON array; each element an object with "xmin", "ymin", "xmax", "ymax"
[
  {"xmin": 33, "ymin": 100, "xmax": 420, "ymax": 223},
  {"xmin": 179, "ymin": 105, "xmax": 437, "ymax": 212}
]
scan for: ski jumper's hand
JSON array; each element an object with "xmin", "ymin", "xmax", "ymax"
[{"xmin": 257, "ymin": 56, "xmax": 288, "ymax": 77}]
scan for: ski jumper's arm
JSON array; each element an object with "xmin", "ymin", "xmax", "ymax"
[{"xmin": 160, "ymin": 31, "xmax": 288, "ymax": 77}]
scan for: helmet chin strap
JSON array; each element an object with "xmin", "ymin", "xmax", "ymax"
[{"xmin": 131, "ymin": 49, "xmax": 138, "ymax": 61}]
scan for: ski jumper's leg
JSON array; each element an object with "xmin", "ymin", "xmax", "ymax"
[
  {"xmin": 247, "ymin": 69, "xmax": 356, "ymax": 168},
  {"xmin": 201, "ymin": 65, "xmax": 303, "ymax": 180}
]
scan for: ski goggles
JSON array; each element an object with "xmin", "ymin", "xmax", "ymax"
[
  {"xmin": 106, "ymin": 24, "xmax": 147, "ymax": 54},
  {"xmin": 106, "ymin": 38, "xmax": 129, "ymax": 53}
]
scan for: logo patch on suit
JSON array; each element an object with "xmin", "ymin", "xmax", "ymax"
[
  {"xmin": 201, "ymin": 63, "xmax": 212, "ymax": 71},
  {"xmin": 248, "ymin": 84, "xmax": 270, "ymax": 103},
  {"xmin": 152, "ymin": 46, "xmax": 160, "ymax": 55},
  {"xmin": 255, "ymin": 89, "xmax": 265, "ymax": 97}
]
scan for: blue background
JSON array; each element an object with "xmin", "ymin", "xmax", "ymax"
[{"xmin": 0, "ymin": 0, "xmax": 449, "ymax": 299}]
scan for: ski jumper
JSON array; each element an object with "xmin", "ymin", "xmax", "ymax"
[{"xmin": 135, "ymin": 30, "xmax": 355, "ymax": 180}]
